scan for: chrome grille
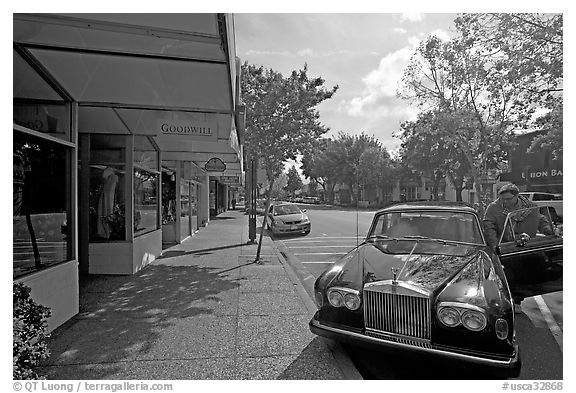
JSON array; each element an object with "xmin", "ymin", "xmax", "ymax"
[
  {"xmin": 365, "ymin": 330, "xmax": 432, "ymax": 348},
  {"xmin": 283, "ymin": 220, "xmax": 302, "ymax": 225},
  {"xmin": 363, "ymin": 288, "xmax": 431, "ymax": 340}
]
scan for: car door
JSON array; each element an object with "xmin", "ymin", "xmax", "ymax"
[{"xmin": 497, "ymin": 206, "xmax": 563, "ymax": 299}]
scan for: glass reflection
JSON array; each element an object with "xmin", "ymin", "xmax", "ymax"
[{"xmin": 13, "ymin": 131, "xmax": 71, "ymax": 277}]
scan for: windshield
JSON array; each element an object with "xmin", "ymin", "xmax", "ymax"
[
  {"xmin": 369, "ymin": 210, "xmax": 484, "ymax": 245},
  {"xmin": 273, "ymin": 205, "xmax": 302, "ymax": 216}
]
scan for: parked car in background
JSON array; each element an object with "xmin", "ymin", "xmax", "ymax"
[
  {"xmin": 302, "ymin": 196, "xmax": 320, "ymax": 204},
  {"xmin": 309, "ymin": 201, "xmax": 563, "ymax": 378},
  {"xmin": 520, "ymin": 192, "xmax": 563, "ymax": 217},
  {"xmin": 266, "ymin": 203, "xmax": 311, "ymax": 236}
]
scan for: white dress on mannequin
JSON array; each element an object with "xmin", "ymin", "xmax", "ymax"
[{"xmin": 97, "ymin": 167, "xmax": 119, "ymax": 238}]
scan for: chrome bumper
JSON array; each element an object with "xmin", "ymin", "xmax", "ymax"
[{"xmin": 309, "ymin": 313, "xmax": 520, "ymax": 374}]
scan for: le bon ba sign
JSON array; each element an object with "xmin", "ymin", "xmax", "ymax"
[{"xmin": 522, "ymin": 168, "xmax": 563, "ymax": 180}]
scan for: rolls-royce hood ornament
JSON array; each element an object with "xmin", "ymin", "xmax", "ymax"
[{"xmin": 391, "ymin": 267, "xmax": 399, "ymax": 285}]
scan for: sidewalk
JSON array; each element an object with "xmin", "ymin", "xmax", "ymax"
[{"xmin": 38, "ymin": 210, "xmax": 362, "ymax": 380}]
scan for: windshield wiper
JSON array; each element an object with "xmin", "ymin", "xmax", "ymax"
[
  {"xmin": 366, "ymin": 234, "xmax": 397, "ymax": 242},
  {"xmin": 401, "ymin": 235, "xmax": 459, "ymax": 245}
]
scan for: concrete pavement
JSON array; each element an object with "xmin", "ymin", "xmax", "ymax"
[{"xmin": 37, "ymin": 209, "xmax": 362, "ymax": 380}]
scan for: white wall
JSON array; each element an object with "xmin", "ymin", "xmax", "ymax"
[{"xmin": 15, "ymin": 261, "xmax": 79, "ymax": 332}]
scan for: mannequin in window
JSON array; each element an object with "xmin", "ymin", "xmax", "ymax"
[{"xmin": 97, "ymin": 167, "xmax": 119, "ymax": 238}]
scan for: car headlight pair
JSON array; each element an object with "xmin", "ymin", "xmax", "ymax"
[
  {"xmin": 327, "ymin": 287, "xmax": 361, "ymax": 310},
  {"xmin": 437, "ymin": 303, "xmax": 487, "ymax": 332}
]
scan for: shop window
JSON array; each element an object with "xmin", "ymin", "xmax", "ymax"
[
  {"xmin": 161, "ymin": 167, "xmax": 177, "ymax": 225},
  {"xmin": 13, "ymin": 131, "xmax": 72, "ymax": 277},
  {"xmin": 180, "ymin": 180, "xmax": 191, "ymax": 240},
  {"xmin": 13, "ymin": 102, "xmax": 71, "ymax": 142},
  {"xmin": 134, "ymin": 136, "xmax": 159, "ymax": 236},
  {"xmin": 88, "ymin": 135, "xmax": 126, "ymax": 241}
]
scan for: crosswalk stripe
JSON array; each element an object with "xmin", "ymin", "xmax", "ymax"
[{"xmin": 534, "ymin": 295, "xmax": 563, "ymax": 352}]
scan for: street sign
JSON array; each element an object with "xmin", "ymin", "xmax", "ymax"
[{"xmin": 204, "ymin": 157, "xmax": 227, "ymax": 172}]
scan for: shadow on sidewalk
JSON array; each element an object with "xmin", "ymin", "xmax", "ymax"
[
  {"xmin": 275, "ymin": 338, "xmax": 344, "ymax": 379},
  {"xmin": 157, "ymin": 243, "xmax": 247, "ymax": 259},
  {"xmin": 39, "ymin": 265, "xmax": 241, "ymax": 379}
]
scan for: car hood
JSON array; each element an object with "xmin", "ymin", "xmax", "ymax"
[
  {"xmin": 328, "ymin": 241, "xmax": 481, "ymax": 293},
  {"xmin": 275, "ymin": 213, "xmax": 307, "ymax": 222}
]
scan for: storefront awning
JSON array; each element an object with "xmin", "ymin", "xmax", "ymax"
[{"xmin": 14, "ymin": 13, "xmax": 243, "ymax": 174}]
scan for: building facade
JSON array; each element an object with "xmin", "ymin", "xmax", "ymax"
[
  {"xmin": 13, "ymin": 14, "xmax": 244, "ymax": 331},
  {"xmin": 498, "ymin": 129, "xmax": 563, "ymax": 195}
]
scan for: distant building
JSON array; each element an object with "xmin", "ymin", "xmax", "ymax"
[{"xmin": 498, "ymin": 129, "xmax": 563, "ymax": 195}]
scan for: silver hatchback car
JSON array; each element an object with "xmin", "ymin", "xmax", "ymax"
[{"xmin": 266, "ymin": 203, "xmax": 311, "ymax": 236}]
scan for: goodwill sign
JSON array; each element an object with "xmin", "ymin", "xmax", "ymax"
[{"xmin": 160, "ymin": 121, "xmax": 215, "ymax": 137}]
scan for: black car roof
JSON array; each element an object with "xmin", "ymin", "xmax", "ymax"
[{"xmin": 378, "ymin": 201, "xmax": 477, "ymax": 214}]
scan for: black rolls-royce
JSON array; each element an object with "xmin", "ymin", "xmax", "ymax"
[{"xmin": 309, "ymin": 202, "xmax": 562, "ymax": 377}]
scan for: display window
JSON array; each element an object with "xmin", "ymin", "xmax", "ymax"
[
  {"xmin": 134, "ymin": 136, "xmax": 159, "ymax": 236},
  {"xmin": 180, "ymin": 179, "xmax": 191, "ymax": 240},
  {"xmin": 13, "ymin": 131, "xmax": 72, "ymax": 277},
  {"xmin": 88, "ymin": 135, "xmax": 126, "ymax": 241}
]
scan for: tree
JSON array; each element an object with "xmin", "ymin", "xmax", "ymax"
[
  {"xmin": 398, "ymin": 110, "xmax": 471, "ymax": 201},
  {"xmin": 330, "ymin": 132, "xmax": 386, "ymax": 205},
  {"xmin": 357, "ymin": 145, "xmax": 393, "ymax": 204},
  {"xmin": 284, "ymin": 165, "xmax": 304, "ymax": 196},
  {"xmin": 241, "ymin": 62, "xmax": 338, "ymax": 260},
  {"xmin": 399, "ymin": 32, "xmax": 522, "ymax": 210},
  {"xmin": 307, "ymin": 179, "xmax": 319, "ymax": 197},
  {"xmin": 301, "ymin": 138, "xmax": 340, "ymax": 203},
  {"xmin": 455, "ymin": 13, "xmax": 563, "ymax": 159}
]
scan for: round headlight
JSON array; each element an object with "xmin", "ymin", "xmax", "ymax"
[
  {"xmin": 344, "ymin": 293, "xmax": 361, "ymax": 310},
  {"xmin": 461, "ymin": 310, "xmax": 487, "ymax": 331},
  {"xmin": 495, "ymin": 318, "xmax": 509, "ymax": 340},
  {"xmin": 438, "ymin": 307, "xmax": 460, "ymax": 327},
  {"xmin": 327, "ymin": 290, "xmax": 344, "ymax": 307}
]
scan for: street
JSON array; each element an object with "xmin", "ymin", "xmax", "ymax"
[{"xmin": 271, "ymin": 204, "xmax": 563, "ymax": 379}]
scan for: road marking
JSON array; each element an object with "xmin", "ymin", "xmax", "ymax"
[
  {"xmin": 533, "ymin": 295, "xmax": 563, "ymax": 352},
  {"xmin": 282, "ymin": 236, "xmax": 361, "ymax": 242},
  {"xmin": 301, "ymin": 261, "xmax": 335, "ymax": 264},
  {"xmin": 294, "ymin": 252, "xmax": 347, "ymax": 256},
  {"xmin": 287, "ymin": 245, "xmax": 355, "ymax": 249}
]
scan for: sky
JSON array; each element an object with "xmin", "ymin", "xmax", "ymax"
[{"xmin": 235, "ymin": 13, "xmax": 458, "ymax": 154}]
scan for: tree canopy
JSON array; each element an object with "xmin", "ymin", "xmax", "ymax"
[
  {"xmin": 241, "ymin": 62, "xmax": 338, "ymax": 182},
  {"xmin": 397, "ymin": 13, "xmax": 562, "ymax": 207}
]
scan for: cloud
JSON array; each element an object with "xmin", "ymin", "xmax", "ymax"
[
  {"xmin": 401, "ymin": 13, "xmax": 424, "ymax": 22},
  {"xmin": 341, "ymin": 27, "xmax": 453, "ymax": 120},
  {"xmin": 244, "ymin": 48, "xmax": 356, "ymax": 58},
  {"xmin": 428, "ymin": 29, "xmax": 451, "ymax": 42},
  {"xmin": 297, "ymin": 48, "xmax": 313, "ymax": 57},
  {"xmin": 244, "ymin": 49, "xmax": 292, "ymax": 56},
  {"xmin": 342, "ymin": 42, "xmax": 418, "ymax": 118},
  {"xmin": 393, "ymin": 27, "xmax": 407, "ymax": 34}
]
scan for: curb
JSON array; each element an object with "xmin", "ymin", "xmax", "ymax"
[{"xmin": 268, "ymin": 235, "xmax": 364, "ymax": 380}]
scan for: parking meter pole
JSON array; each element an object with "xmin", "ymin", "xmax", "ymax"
[{"xmin": 248, "ymin": 159, "xmax": 256, "ymax": 243}]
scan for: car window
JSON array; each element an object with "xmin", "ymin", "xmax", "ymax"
[
  {"xmin": 371, "ymin": 211, "xmax": 483, "ymax": 244},
  {"xmin": 533, "ymin": 193, "xmax": 555, "ymax": 201},
  {"xmin": 499, "ymin": 206, "xmax": 558, "ymax": 245},
  {"xmin": 273, "ymin": 205, "xmax": 302, "ymax": 216}
]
